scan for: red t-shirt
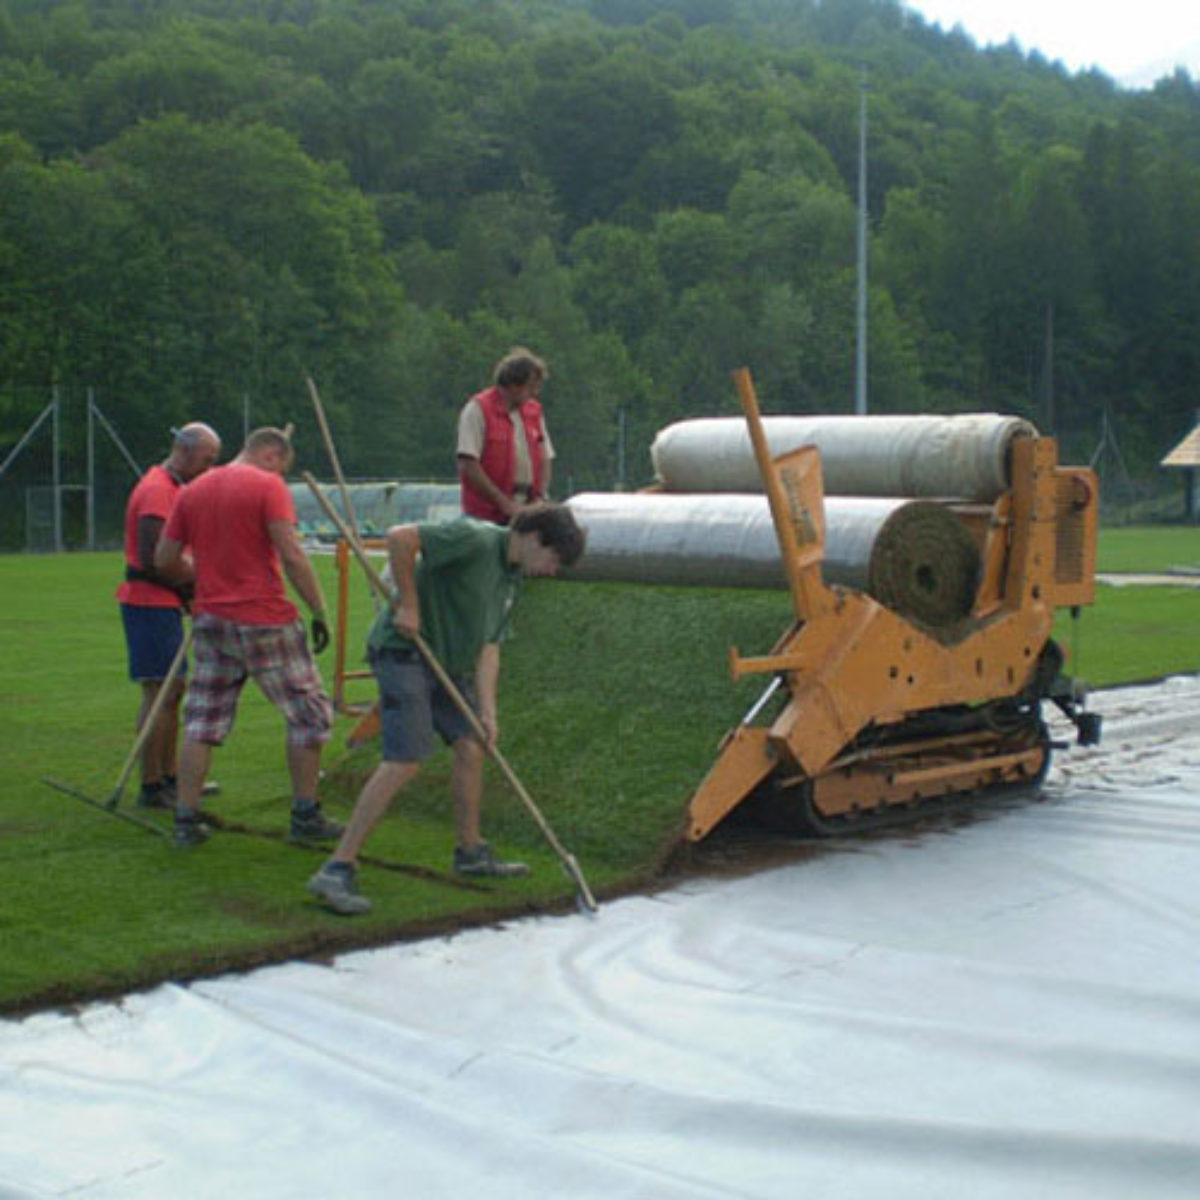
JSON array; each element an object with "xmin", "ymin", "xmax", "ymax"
[
  {"xmin": 164, "ymin": 462, "xmax": 299, "ymax": 626},
  {"xmin": 116, "ymin": 464, "xmax": 182, "ymax": 608}
]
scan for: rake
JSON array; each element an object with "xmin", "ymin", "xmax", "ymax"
[{"xmin": 42, "ymin": 626, "xmax": 193, "ymax": 841}]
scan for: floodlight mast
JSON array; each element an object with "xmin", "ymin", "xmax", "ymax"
[{"xmin": 855, "ymin": 72, "xmax": 869, "ymax": 416}]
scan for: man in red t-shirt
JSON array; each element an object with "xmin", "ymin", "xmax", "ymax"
[
  {"xmin": 116, "ymin": 422, "xmax": 221, "ymax": 809},
  {"xmin": 156, "ymin": 426, "xmax": 339, "ymax": 848}
]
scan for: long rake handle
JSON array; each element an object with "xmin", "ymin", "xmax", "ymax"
[
  {"xmin": 306, "ymin": 376, "xmax": 363, "ymax": 547},
  {"xmin": 307, "ymin": 374, "xmax": 382, "ymax": 616},
  {"xmin": 108, "ymin": 625, "xmax": 193, "ymax": 809},
  {"xmin": 301, "ymin": 472, "xmax": 598, "ymax": 912}
]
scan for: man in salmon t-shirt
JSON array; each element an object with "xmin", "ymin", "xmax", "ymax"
[
  {"xmin": 155, "ymin": 426, "xmax": 340, "ymax": 849},
  {"xmin": 116, "ymin": 422, "xmax": 221, "ymax": 810}
]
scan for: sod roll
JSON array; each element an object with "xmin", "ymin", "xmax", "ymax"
[
  {"xmin": 857, "ymin": 497, "xmax": 982, "ymax": 628},
  {"xmin": 650, "ymin": 413, "xmax": 1036, "ymax": 502},
  {"xmin": 565, "ymin": 492, "xmax": 981, "ymax": 628}
]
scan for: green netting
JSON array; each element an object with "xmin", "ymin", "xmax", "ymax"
[{"xmin": 292, "ymin": 480, "xmax": 461, "ymax": 540}]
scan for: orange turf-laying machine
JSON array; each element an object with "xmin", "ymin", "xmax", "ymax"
[{"xmin": 685, "ymin": 369, "xmax": 1102, "ymax": 840}]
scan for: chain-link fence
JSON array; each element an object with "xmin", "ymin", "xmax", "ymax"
[
  {"xmin": 0, "ymin": 387, "xmax": 147, "ymax": 553},
  {"xmin": 3, "ymin": 386, "xmax": 1195, "ymax": 552}
]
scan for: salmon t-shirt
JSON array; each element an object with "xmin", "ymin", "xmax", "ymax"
[
  {"xmin": 164, "ymin": 462, "xmax": 298, "ymax": 626},
  {"xmin": 116, "ymin": 464, "xmax": 183, "ymax": 608}
]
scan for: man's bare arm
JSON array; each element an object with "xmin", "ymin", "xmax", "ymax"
[
  {"xmin": 268, "ymin": 520, "xmax": 327, "ymax": 616},
  {"xmin": 154, "ymin": 532, "xmax": 184, "ymax": 578},
  {"xmin": 385, "ymin": 524, "xmax": 422, "ymax": 638},
  {"xmin": 474, "ymin": 642, "xmax": 500, "ymax": 747},
  {"xmin": 139, "ymin": 516, "xmax": 194, "ymax": 584}
]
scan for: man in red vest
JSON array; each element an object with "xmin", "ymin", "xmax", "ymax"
[{"xmin": 457, "ymin": 347, "xmax": 556, "ymax": 524}]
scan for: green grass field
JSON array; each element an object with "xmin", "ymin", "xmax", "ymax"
[
  {"xmin": 1, "ymin": 532, "xmax": 1197, "ymax": 1014},
  {"xmin": 1096, "ymin": 525, "xmax": 1200, "ymax": 573}
]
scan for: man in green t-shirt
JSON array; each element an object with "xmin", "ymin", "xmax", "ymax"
[{"xmin": 307, "ymin": 504, "xmax": 586, "ymax": 915}]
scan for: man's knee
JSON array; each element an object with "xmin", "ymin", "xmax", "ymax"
[
  {"xmin": 377, "ymin": 759, "xmax": 421, "ymax": 787},
  {"xmin": 284, "ymin": 689, "xmax": 333, "ymax": 746},
  {"xmin": 453, "ymin": 736, "xmax": 485, "ymax": 768}
]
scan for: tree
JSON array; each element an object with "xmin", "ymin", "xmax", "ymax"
[
  {"xmin": 527, "ymin": 45, "xmax": 681, "ymax": 226},
  {"xmin": 568, "ymin": 222, "xmax": 668, "ymax": 349},
  {"xmin": 82, "ymin": 24, "xmax": 270, "ymax": 146},
  {"xmin": 0, "ymin": 56, "xmax": 81, "ymax": 155},
  {"xmin": 346, "ymin": 56, "xmax": 437, "ymax": 193},
  {"xmin": 727, "ymin": 168, "xmax": 856, "ymax": 288},
  {"xmin": 91, "ymin": 115, "xmax": 403, "ymax": 460}
]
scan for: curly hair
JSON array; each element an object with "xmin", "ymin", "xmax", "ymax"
[
  {"xmin": 493, "ymin": 347, "xmax": 549, "ymax": 389},
  {"xmin": 512, "ymin": 503, "xmax": 586, "ymax": 567}
]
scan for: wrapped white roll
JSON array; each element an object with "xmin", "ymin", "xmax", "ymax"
[
  {"xmin": 650, "ymin": 414, "xmax": 1036, "ymax": 502},
  {"xmin": 565, "ymin": 491, "xmax": 981, "ymax": 628}
]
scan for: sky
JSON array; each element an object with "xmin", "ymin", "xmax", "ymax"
[{"xmin": 904, "ymin": 1, "xmax": 1200, "ymax": 88}]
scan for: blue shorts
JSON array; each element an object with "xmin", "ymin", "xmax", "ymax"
[
  {"xmin": 121, "ymin": 604, "xmax": 186, "ymax": 684},
  {"xmin": 370, "ymin": 647, "xmax": 476, "ymax": 762}
]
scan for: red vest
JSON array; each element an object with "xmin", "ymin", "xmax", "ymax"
[{"xmin": 460, "ymin": 386, "xmax": 546, "ymax": 523}]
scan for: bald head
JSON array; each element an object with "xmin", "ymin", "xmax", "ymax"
[{"xmin": 170, "ymin": 422, "xmax": 222, "ymax": 481}]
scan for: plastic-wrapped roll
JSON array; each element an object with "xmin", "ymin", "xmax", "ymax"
[
  {"xmin": 650, "ymin": 414, "xmax": 1036, "ymax": 502},
  {"xmin": 564, "ymin": 492, "xmax": 981, "ymax": 628},
  {"xmin": 565, "ymin": 493, "xmax": 784, "ymax": 589}
]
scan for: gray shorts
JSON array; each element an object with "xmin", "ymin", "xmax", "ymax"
[{"xmin": 370, "ymin": 647, "xmax": 476, "ymax": 762}]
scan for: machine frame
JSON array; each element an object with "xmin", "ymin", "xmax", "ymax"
[{"xmin": 685, "ymin": 369, "xmax": 1101, "ymax": 840}]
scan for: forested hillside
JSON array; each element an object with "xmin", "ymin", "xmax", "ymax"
[{"xmin": 2, "ymin": 0, "xmax": 1198, "ymax": 494}]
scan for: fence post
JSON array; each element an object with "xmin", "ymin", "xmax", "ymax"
[
  {"xmin": 86, "ymin": 388, "xmax": 95, "ymax": 550},
  {"xmin": 51, "ymin": 387, "xmax": 62, "ymax": 553}
]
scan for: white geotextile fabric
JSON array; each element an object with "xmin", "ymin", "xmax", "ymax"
[{"xmin": 4, "ymin": 677, "xmax": 1200, "ymax": 1200}]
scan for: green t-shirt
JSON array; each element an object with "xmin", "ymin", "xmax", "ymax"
[{"xmin": 367, "ymin": 518, "xmax": 522, "ymax": 674}]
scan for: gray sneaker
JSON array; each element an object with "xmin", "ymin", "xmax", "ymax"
[
  {"xmin": 173, "ymin": 811, "xmax": 210, "ymax": 849},
  {"xmin": 307, "ymin": 863, "xmax": 372, "ymax": 915},
  {"xmin": 453, "ymin": 843, "xmax": 529, "ymax": 878},
  {"xmin": 289, "ymin": 805, "xmax": 344, "ymax": 844}
]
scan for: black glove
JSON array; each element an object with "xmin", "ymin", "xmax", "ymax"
[{"xmin": 310, "ymin": 616, "xmax": 330, "ymax": 654}]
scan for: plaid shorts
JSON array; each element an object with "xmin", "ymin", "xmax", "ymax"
[{"xmin": 184, "ymin": 614, "xmax": 333, "ymax": 748}]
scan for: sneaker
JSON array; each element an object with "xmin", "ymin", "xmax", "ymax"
[
  {"xmin": 173, "ymin": 811, "xmax": 210, "ymax": 849},
  {"xmin": 289, "ymin": 805, "xmax": 344, "ymax": 844},
  {"xmin": 307, "ymin": 862, "xmax": 372, "ymax": 916},
  {"xmin": 136, "ymin": 782, "xmax": 172, "ymax": 810},
  {"xmin": 453, "ymin": 843, "xmax": 529, "ymax": 878}
]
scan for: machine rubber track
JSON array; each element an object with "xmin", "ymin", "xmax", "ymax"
[{"xmin": 738, "ymin": 709, "xmax": 1053, "ymax": 838}]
